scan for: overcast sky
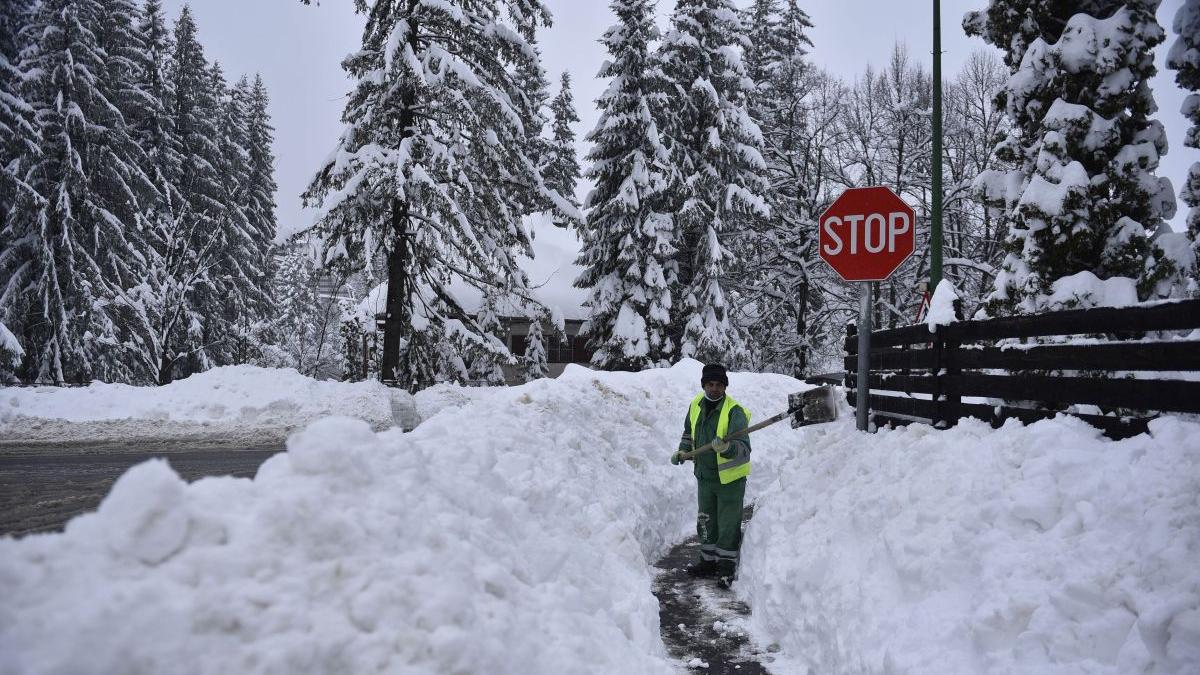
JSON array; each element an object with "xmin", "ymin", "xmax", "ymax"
[{"xmin": 161, "ymin": 0, "xmax": 1191, "ymax": 240}]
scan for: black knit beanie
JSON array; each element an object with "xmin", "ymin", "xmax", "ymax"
[{"xmin": 701, "ymin": 363, "xmax": 728, "ymax": 386}]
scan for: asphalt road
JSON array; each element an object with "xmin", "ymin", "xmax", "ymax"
[{"xmin": 0, "ymin": 445, "xmax": 281, "ymax": 537}]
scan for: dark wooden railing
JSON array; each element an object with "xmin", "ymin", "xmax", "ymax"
[{"xmin": 844, "ymin": 299, "xmax": 1200, "ymax": 439}]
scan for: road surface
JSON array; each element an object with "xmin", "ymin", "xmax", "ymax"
[{"xmin": 0, "ymin": 445, "xmax": 281, "ymax": 537}]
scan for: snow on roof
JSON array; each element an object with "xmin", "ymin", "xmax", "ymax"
[{"xmin": 360, "ymin": 212, "xmax": 588, "ymax": 322}]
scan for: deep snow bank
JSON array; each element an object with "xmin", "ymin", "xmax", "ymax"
[
  {"xmin": 740, "ymin": 414, "xmax": 1200, "ymax": 674},
  {"xmin": 0, "ymin": 366, "xmax": 397, "ymax": 446},
  {"xmin": 0, "ymin": 360, "xmax": 808, "ymax": 674}
]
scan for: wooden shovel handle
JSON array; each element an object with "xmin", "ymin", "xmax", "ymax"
[{"xmin": 678, "ymin": 406, "xmax": 799, "ymax": 461}]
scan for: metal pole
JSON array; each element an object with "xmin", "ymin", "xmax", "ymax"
[
  {"xmin": 856, "ymin": 283, "xmax": 871, "ymax": 432},
  {"xmin": 930, "ymin": 0, "xmax": 944, "ymax": 290}
]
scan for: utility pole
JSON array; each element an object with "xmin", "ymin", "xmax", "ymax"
[{"xmin": 931, "ymin": 0, "xmax": 944, "ymax": 290}]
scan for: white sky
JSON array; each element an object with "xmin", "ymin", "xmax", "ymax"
[{"xmin": 161, "ymin": 0, "xmax": 1192, "ymax": 240}]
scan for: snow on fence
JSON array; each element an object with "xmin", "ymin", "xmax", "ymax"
[{"xmin": 844, "ymin": 298, "xmax": 1200, "ymax": 439}]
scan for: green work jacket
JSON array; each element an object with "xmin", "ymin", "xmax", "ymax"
[{"xmin": 677, "ymin": 394, "xmax": 751, "ymax": 484}]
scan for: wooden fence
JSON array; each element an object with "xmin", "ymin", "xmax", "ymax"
[{"xmin": 843, "ymin": 298, "xmax": 1200, "ymax": 439}]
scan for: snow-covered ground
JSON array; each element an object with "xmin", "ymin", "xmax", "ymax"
[
  {"xmin": 0, "ymin": 366, "xmax": 399, "ymax": 446},
  {"xmin": 1, "ymin": 361, "xmax": 1198, "ymax": 674}
]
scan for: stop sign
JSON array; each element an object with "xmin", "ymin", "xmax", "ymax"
[{"xmin": 819, "ymin": 186, "xmax": 915, "ymax": 282}]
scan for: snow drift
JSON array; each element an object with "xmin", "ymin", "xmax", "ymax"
[
  {"xmin": 0, "ymin": 361, "xmax": 804, "ymax": 674},
  {"xmin": 0, "ymin": 365, "xmax": 398, "ymax": 446},
  {"xmin": 741, "ymin": 415, "xmax": 1200, "ymax": 674},
  {"xmin": 1, "ymin": 361, "xmax": 1198, "ymax": 674}
]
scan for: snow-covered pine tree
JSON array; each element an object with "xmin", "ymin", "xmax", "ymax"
[
  {"xmin": 91, "ymin": 0, "xmax": 186, "ymax": 383},
  {"xmin": 123, "ymin": 0, "xmax": 196, "ymax": 384},
  {"xmin": 966, "ymin": 0, "xmax": 1190, "ymax": 312},
  {"xmin": 0, "ymin": 1, "xmax": 37, "ymax": 378},
  {"xmin": 266, "ymin": 245, "xmax": 321, "ymax": 373},
  {"xmin": 575, "ymin": 0, "xmax": 677, "ymax": 370},
  {"xmin": 169, "ymin": 6, "xmax": 228, "ymax": 375},
  {"xmin": 658, "ymin": 0, "xmax": 769, "ymax": 364},
  {"xmin": 546, "ymin": 71, "xmax": 581, "ymax": 228},
  {"xmin": 3, "ymin": 0, "xmax": 157, "ymax": 383},
  {"xmin": 214, "ymin": 70, "xmax": 272, "ymax": 365},
  {"xmin": 522, "ymin": 313, "xmax": 549, "ymax": 381},
  {"xmin": 243, "ymin": 74, "xmax": 280, "ymax": 355},
  {"xmin": 514, "ymin": 42, "xmax": 552, "ymax": 181},
  {"xmin": 469, "ymin": 290, "xmax": 510, "ymax": 386},
  {"xmin": 739, "ymin": 0, "xmax": 818, "ymax": 376},
  {"xmin": 119, "ymin": 0, "xmax": 216, "ymax": 384},
  {"xmin": 0, "ymin": 0, "xmax": 37, "ymax": 218},
  {"xmin": 303, "ymin": 0, "xmax": 575, "ymax": 388},
  {"xmin": 267, "ymin": 243, "xmax": 350, "ymax": 379},
  {"xmin": 1168, "ymin": 0, "xmax": 1200, "ymax": 277},
  {"xmin": 246, "ymin": 75, "xmax": 279, "ymax": 271}
]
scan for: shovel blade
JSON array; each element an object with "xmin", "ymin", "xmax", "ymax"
[{"xmin": 789, "ymin": 385, "xmax": 838, "ymax": 427}]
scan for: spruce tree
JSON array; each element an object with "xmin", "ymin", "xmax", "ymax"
[
  {"xmin": 575, "ymin": 0, "xmax": 677, "ymax": 370},
  {"xmin": 0, "ymin": 1, "xmax": 37, "ymax": 373},
  {"xmin": 125, "ymin": 0, "xmax": 193, "ymax": 384},
  {"xmin": 966, "ymin": 0, "xmax": 1190, "ymax": 312},
  {"xmin": 523, "ymin": 314, "xmax": 549, "ymax": 381},
  {"xmin": 547, "ymin": 71, "xmax": 582, "ymax": 227},
  {"xmin": 469, "ymin": 290, "xmax": 510, "ymax": 386},
  {"xmin": 243, "ymin": 74, "xmax": 280, "ymax": 353},
  {"xmin": 740, "ymin": 0, "xmax": 816, "ymax": 375},
  {"xmin": 4, "ymin": 0, "xmax": 155, "ymax": 383},
  {"xmin": 0, "ymin": 0, "xmax": 36, "ymax": 217},
  {"xmin": 213, "ymin": 70, "xmax": 272, "ymax": 365},
  {"xmin": 1169, "ymin": 0, "xmax": 1200, "ymax": 274},
  {"xmin": 246, "ymin": 75, "xmax": 279, "ymax": 268},
  {"xmin": 303, "ymin": 0, "xmax": 573, "ymax": 387},
  {"xmin": 658, "ymin": 0, "xmax": 769, "ymax": 363},
  {"xmin": 169, "ymin": 7, "xmax": 228, "ymax": 374}
]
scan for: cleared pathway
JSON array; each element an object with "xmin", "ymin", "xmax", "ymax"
[{"xmin": 652, "ymin": 506, "xmax": 776, "ymax": 674}]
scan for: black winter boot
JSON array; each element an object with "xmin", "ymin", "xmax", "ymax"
[
  {"xmin": 715, "ymin": 559, "xmax": 737, "ymax": 589},
  {"xmin": 684, "ymin": 559, "xmax": 719, "ymax": 577}
]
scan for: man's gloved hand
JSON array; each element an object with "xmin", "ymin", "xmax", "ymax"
[
  {"xmin": 671, "ymin": 451, "xmax": 686, "ymax": 465},
  {"xmin": 711, "ymin": 437, "xmax": 730, "ymax": 454}
]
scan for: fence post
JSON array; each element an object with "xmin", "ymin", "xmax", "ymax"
[
  {"xmin": 943, "ymin": 325, "xmax": 961, "ymax": 428},
  {"xmin": 932, "ymin": 325, "xmax": 945, "ymax": 428}
]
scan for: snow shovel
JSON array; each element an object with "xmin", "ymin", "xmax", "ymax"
[{"xmin": 677, "ymin": 385, "xmax": 839, "ymax": 461}]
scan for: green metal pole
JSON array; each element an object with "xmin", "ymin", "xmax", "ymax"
[{"xmin": 931, "ymin": 0, "xmax": 944, "ymax": 290}]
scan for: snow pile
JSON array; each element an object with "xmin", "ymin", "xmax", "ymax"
[
  {"xmin": 0, "ymin": 366, "xmax": 397, "ymax": 445},
  {"xmin": 0, "ymin": 360, "xmax": 806, "ymax": 674},
  {"xmin": 924, "ymin": 279, "xmax": 961, "ymax": 331},
  {"xmin": 740, "ymin": 415, "xmax": 1200, "ymax": 675},
  {"xmin": 4, "ymin": 360, "xmax": 1197, "ymax": 674},
  {"xmin": 1045, "ymin": 271, "xmax": 1138, "ymax": 310}
]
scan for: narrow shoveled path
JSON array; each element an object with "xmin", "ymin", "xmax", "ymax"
[{"xmin": 652, "ymin": 506, "xmax": 776, "ymax": 674}]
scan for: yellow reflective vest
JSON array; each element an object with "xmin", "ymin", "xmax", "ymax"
[{"xmin": 688, "ymin": 394, "xmax": 752, "ymax": 484}]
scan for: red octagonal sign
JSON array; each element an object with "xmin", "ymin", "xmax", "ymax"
[{"xmin": 819, "ymin": 186, "xmax": 915, "ymax": 282}]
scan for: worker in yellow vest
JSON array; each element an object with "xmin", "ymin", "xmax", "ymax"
[{"xmin": 670, "ymin": 363, "xmax": 751, "ymax": 588}]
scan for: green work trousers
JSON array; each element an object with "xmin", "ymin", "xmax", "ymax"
[{"xmin": 696, "ymin": 476, "xmax": 746, "ymax": 563}]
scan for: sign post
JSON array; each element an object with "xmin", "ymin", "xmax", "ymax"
[{"xmin": 819, "ymin": 186, "xmax": 916, "ymax": 432}]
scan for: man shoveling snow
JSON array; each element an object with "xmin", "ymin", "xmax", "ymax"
[{"xmin": 671, "ymin": 363, "xmax": 752, "ymax": 589}]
